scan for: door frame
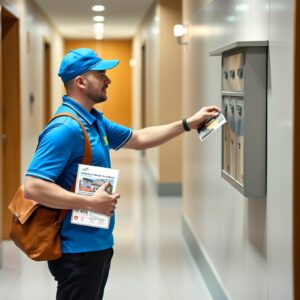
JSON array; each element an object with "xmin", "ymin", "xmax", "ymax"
[
  {"xmin": 294, "ymin": 0, "xmax": 300, "ymax": 298},
  {"xmin": 140, "ymin": 43, "xmax": 146, "ymax": 156},
  {"xmin": 43, "ymin": 38, "xmax": 51, "ymax": 125}
]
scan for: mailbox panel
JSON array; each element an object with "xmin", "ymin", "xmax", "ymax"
[{"xmin": 215, "ymin": 42, "xmax": 267, "ymax": 197}]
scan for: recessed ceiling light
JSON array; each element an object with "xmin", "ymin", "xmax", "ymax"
[
  {"xmin": 93, "ymin": 16, "xmax": 105, "ymax": 22},
  {"xmin": 94, "ymin": 24, "xmax": 104, "ymax": 34},
  {"xmin": 94, "ymin": 23, "xmax": 104, "ymax": 29},
  {"xmin": 95, "ymin": 34, "xmax": 104, "ymax": 40},
  {"xmin": 92, "ymin": 5, "xmax": 105, "ymax": 12}
]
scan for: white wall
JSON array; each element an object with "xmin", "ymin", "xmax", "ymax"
[
  {"xmin": 267, "ymin": 1, "xmax": 293, "ymax": 298},
  {"xmin": 182, "ymin": 0, "xmax": 294, "ymax": 299}
]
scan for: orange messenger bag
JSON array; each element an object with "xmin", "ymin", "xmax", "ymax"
[{"xmin": 8, "ymin": 112, "xmax": 92, "ymax": 261}]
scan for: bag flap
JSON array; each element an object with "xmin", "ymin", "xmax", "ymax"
[{"xmin": 8, "ymin": 185, "xmax": 40, "ymax": 224}]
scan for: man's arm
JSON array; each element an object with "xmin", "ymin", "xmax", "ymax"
[
  {"xmin": 123, "ymin": 106, "xmax": 220, "ymax": 150},
  {"xmin": 24, "ymin": 176, "xmax": 119, "ymax": 216}
]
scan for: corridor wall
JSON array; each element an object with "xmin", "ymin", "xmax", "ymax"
[
  {"xmin": 0, "ymin": 0, "xmax": 63, "ymax": 267},
  {"xmin": 132, "ymin": 0, "xmax": 183, "ymax": 195},
  {"xmin": 181, "ymin": 0, "xmax": 293, "ymax": 299}
]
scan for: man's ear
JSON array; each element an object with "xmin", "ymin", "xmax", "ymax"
[{"xmin": 75, "ymin": 76, "xmax": 86, "ymax": 89}]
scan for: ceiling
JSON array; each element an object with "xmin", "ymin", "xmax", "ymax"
[{"xmin": 32, "ymin": 0, "xmax": 154, "ymax": 39}]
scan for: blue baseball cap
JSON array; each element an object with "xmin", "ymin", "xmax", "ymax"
[{"xmin": 58, "ymin": 48, "xmax": 119, "ymax": 83}]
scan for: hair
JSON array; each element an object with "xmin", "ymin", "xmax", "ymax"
[{"xmin": 63, "ymin": 79, "xmax": 75, "ymax": 91}]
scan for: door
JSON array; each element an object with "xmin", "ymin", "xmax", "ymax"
[{"xmin": 1, "ymin": 7, "xmax": 21, "ymax": 240}]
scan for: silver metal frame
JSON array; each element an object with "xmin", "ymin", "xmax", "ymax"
[{"xmin": 211, "ymin": 42, "xmax": 268, "ymax": 197}]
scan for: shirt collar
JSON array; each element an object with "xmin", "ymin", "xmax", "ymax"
[{"xmin": 62, "ymin": 96, "xmax": 103, "ymax": 125}]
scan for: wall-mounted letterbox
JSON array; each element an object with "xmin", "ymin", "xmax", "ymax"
[{"xmin": 210, "ymin": 41, "xmax": 268, "ymax": 197}]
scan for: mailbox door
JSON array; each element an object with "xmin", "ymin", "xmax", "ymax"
[
  {"xmin": 228, "ymin": 98, "xmax": 236, "ymax": 178},
  {"xmin": 222, "ymin": 97, "xmax": 230, "ymax": 173},
  {"xmin": 235, "ymin": 97, "xmax": 245, "ymax": 185},
  {"xmin": 222, "ymin": 52, "xmax": 245, "ymax": 92}
]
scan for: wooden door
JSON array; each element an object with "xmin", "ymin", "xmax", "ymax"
[{"xmin": 1, "ymin": 7, "xmax": 20, "ymax": 239}]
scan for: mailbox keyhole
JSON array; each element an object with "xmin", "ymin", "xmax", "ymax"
[
  {"xmin": 230, "ymin": 105, "xmax": 235, "ymax": 114},
  {"xmin": 237, "ymin": 105, "xmax": 242, "ymax": 116},
  {"xmin": 237, "ymin": 68, "xmax": 243, "ymax": 78}
]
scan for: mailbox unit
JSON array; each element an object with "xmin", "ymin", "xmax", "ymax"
[{"xmin": 210, "ymin": 41, "xmax": 268, "ymax": 197}]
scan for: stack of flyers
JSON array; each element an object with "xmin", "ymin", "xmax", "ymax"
[
  {"xmin": 71, "ymin": 164, "xmax": 119, "ymax": 229},
  {"xmin": 197, "ymin": 112, "xmax": 227, "ymax": 141}
]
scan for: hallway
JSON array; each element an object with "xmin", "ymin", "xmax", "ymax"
[{"xmin": 0, "ymin": 150, "xmax": 212, "ymax": 300}]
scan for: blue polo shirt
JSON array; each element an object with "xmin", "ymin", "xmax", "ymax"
[{"xmin": 26, "ymin": 96, "xmax": 132, "ymax": 253}]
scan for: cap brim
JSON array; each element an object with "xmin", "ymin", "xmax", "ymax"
[{"xmin": 90, "ymin": 59, "xmax": 119, "ymax": 71}]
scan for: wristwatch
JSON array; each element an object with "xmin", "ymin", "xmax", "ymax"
[{"xmin": 182, "ymin": 118, "xmax": 191, "ymax": 132}]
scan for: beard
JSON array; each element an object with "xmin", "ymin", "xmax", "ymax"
[
  {"xmin": 92, "ymin": 94, "xmax": 107, "ymax": 104},
  {"xmin": 86, "ymin": 85, "xmax": 108, "ymax": 104}
]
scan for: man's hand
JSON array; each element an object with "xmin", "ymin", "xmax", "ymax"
[
  {"xmin": 88, "ymin": 181, "xmax": 120, "ymax": 216},
  {"xmin": 186, "ymin": 106, "xmax": 220, "ymax": 130}
]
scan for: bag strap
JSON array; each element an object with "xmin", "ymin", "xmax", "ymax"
[
  {"xmin": 47, "ymin": 112, "xmax": 93, "ymax": 223},
  {"xmin": 50, "ymin": 112, "xmax": 92, "ymax": 166}
]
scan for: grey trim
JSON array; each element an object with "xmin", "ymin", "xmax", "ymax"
[
  {"xmin": 142, "ymin": 157, "xmax": 182, "ymax": 196},
  {"xmin": 182, "ymin": 216, "xmax": 231, "ymax": 300},
  {"xmin": 157, "ymin": 183, "xmax": 182, "ymax": 196},
  {"xmin": 0, "ymin": 243, "xmax": 2, "ymax": 269},
  {"xmin": 210, "ymin": 40, "xmax": 269, "ymax": 56}
]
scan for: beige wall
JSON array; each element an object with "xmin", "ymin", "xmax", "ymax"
[
  {"xmin": 64, "ymin": 40, "xmax": 132, "ymax": 127},
  {"xmin": 158, "ymin": 0, "xmax": 182, "ymax": 183},
  {"xmin": 132, "ymin": 0, "xmax": 182, "ymax": 186},
  {"xmin": 132, "ymin": 4, "xmax": 160, "ymax": 179}
]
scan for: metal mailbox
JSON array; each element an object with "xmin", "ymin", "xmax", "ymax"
[{"xmin": 210, "ymin": 41, "xmax": 268, "ymax": 197}]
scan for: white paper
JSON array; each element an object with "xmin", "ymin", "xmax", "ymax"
[{"xmin": 71, "ymin": 164, "xmax": 119, "ymax": 229}]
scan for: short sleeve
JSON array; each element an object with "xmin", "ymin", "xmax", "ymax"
[
  {"xmin": 26, "ymin": 123, "xmax": 82, "ymax": 182},
  {"xmin": 101, "ymin": 117, "xmax": 132, "ymax": 150}
]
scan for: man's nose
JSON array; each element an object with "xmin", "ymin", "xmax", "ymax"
[{"xmin": 105, "ymin": 75, "xmax": 111, "ymax": 84}]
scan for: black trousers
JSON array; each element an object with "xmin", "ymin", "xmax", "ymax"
[{"xmin": 48, "ymin": 248, "xmax": 113, "ymax": 300}]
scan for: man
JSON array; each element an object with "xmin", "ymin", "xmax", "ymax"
[{"xmin": 25, "ymin": 48, "xmax": 220, "ymax": 300}]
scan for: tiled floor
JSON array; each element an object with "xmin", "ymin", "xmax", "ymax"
[{"xmin": 0, "ymin": 150, "xmax": 212, "ymax": 300}]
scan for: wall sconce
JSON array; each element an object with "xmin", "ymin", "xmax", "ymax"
[{"xmin": 173, "ymin": 24, "xmax": 188, "ymax": 45}]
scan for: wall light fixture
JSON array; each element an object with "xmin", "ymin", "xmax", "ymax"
[{"xmin": 173, "ymin": 24, "xmax": 188, "ymax": 45}]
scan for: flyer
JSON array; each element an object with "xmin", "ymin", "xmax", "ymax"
[
  {"xmin": 197, "ymin": 112, "xmax": 227, "ymax": 141},
  {"xmin": 71, "ymin": 164, "xmax": 119, "ymax": 229}
]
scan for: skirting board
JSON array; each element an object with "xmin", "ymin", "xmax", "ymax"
[
  {"xmin": 157, "ymin": 183, "xmax": 182, "ymax": 196},
  {"xmin": 142, "ymin": 157, "xmax": 182, "ymax": 196},
  {"xmin": 0, "ymin": 243, "xmax": 2, "ymax": 269},
  {"xmin": 182, "ymin": 215, "xmax": 231, "ymax": 300}
]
